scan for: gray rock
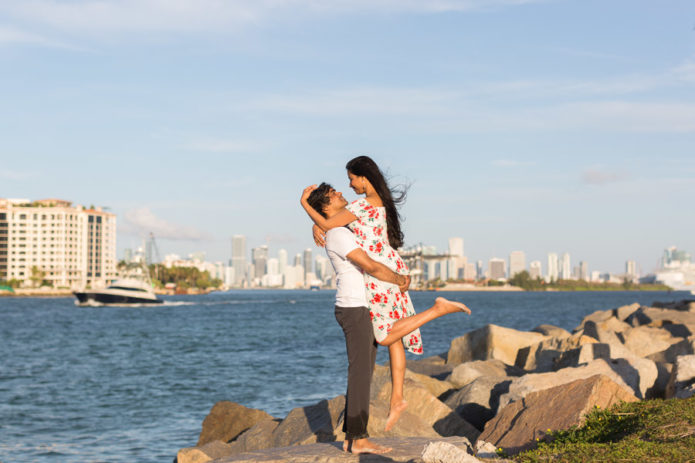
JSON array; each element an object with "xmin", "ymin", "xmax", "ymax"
[
  {"xmin": 447, "ymin": 324, "xmax": 547, "ymax": 366},
  {"xmin": 177, "ymin": 440, "xmax": 234, "ymax": 463},
  {"xmin": 197, "ymin": 401, "xmax": 274, "ymax": 446},
  {"xmin": 405, "ymin": 353, "xmax": 455, "ymax": 380},
  {"xmin": 621, "ymin": 325, "xmax": 680, "ymax": 358},
  {"xmin": 615, "ymin": 303, "xmax": 642, "ymax": 321},
  {"xmin": 422, "ymin": 441, "xmax": 480, "ymax": 463},
  {"xmin": 625, "ymin": 307, "xmax": 695, "ymax": 327},
  {"xmin": 515, "ymin": 332, "xmax": 597, "ymax": 372},
  {"xmin": 444, "ymin": 376, "xmax": 512, "ymax": 431},
  {"xmin": 227, "ymin": 419, "xmax": 280, "ymax": 455},
  {"xmin": 666, "ymin": 354, "xmax": 695, "ymax": 399},
  {"xmin": 447, "ymin": 359, "xmax": 522, "ymax": 389},
  {"xmin": 647, "ymin": 336, "xmax": 695, "ymax": 364},
  {"xmin": 652, "ymin": 299, "xmax": 695, "ymax": 312},
  {"xmin": 270, "ymin": 396, "xmax": 345, "ymax": 447},
  {"xmin": 531, "ymin": 324, "xmax": 571, "ymax": 338},
  {"xmin": 575, "ymin": 309, "xmax": 615, "ymax": 332}
]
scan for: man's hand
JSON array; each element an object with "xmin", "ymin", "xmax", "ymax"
[
  {"xmin": 398, "ymin": 274, "xmax": 410, "ymax": 293},
  {"xmin": 312, "ymin": 224, "xmax": 326, "ymax": 247},
  {"xmin": 300, "ymin": 184, "xmax": 317, "ymax": 206}
]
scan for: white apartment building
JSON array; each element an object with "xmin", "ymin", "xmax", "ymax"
[
  {"xmin": 509, "ymin": 251, "xmax": 526, "ymax": 278},
  {"xmin": 0, "ymin": 198, "xmax": 116, "ymax": 289},
  {"xmin": 529, "ymin": 260, "xmax": 542, "ymax": 279},
  {"xmin": 547, "ymin": 253, "xmax": 559, "ymax": 282}
]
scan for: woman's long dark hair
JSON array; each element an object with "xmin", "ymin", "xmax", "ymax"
[{"xmin": 346, "ymin": 156, "xmax": 407, "ymax": 249}]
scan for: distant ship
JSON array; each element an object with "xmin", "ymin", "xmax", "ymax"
[{"xmin": 74, "ymin": 278, "xmax": 163, "ymax": 305}]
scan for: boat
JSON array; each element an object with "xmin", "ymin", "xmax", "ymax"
[{"xmin": 74, "ymin": 278, "xmax": 163, "ymax": 306}]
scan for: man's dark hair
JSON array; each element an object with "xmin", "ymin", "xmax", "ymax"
[{"xmin": 306, "ymin": 183, "xmax": 333, "ymax": 218}]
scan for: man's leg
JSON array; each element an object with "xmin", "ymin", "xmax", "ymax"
[{"xmin": 335, "ymin": 306, "xmax": 390, "ymax": 454}]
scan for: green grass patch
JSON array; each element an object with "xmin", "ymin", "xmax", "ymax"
[{"xmin": 513, "ymin": 397, "xmax": 695, "ymax": 463}]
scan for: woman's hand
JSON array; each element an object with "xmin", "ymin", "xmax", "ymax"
[
  {"xmin": 300, "ymin": 185, "xmax": 317, "ymax": 206},
  {"xmin": 398, "ymin": 274, "xmax": 411, "ymax": 293},
  {"xmin": 312, "ymin": 224, "xmax": 326, "ymax": 247}
]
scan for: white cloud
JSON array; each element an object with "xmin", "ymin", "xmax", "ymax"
[
  {"xmin": 121, "ymin": 207, "xmax": 210, "ymax": 241},
  {"xmin": 0, "ymin": 25, "xmax": 78, "ymax": 49}
]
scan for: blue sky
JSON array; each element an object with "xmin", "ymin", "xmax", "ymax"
[{"xmin": 1, "ymin": 0, "xmax": 693, "ymax": 275}]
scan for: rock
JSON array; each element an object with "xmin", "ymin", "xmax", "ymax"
[
  {"xmin": 444, "ymin": 376, "xmax": 512, "ymax": 431},
  {"xmin": 498, "ymin": 358, "xmax": 645, "ymax": 410},
  {"xmin": 227, "ymin": 419, "xmax": 280, "ymax": 455},
  {"xmin": 421, "ymin": 441, "xmax": 480, "ymax": 463},
  {"xmin": 474, "ymin": 440, "xmax": 499, "ymax": 459},
  {"xmin": 652, "ymin": 299, "xmax": 695, "ymax": 312},
  {"xmin": 531, "ymin": 324, "xmax": 571, "ymax": 338},
  {"xmin": 515, "ymin": 332, "xmax": 597, "ymax": 372},
  {"xmin": 579, "ymin": 320, "xmax": 624, "ymax": 345},
  {"xmin": 479, "ymin": 375, "xmax": 638, "ymax": 455},
  {"xmin": 447, "ymin": 324, "xmax": 547, "ymax": 366},
  {"xmin": 621, "ymin": 325, "xmax": 680, "ymax": 358},
  {"xmin": 448, "ymin": 359, "xmax": 522, "ymax": 389},
  {"xmin": 553, "ymin": 342, "xmax": 658, "ymax": 398},
  {"xmin": 371, "ymin": 364, "xmax": 456, "ymax": 402},
  {"xmin": 177, "ymin": 440, "xmax": 234, "ymax": 463},
  {"xmin": 651, "ymin": 362, "xmax": 673, "ymax": 399},
  {"xmin": 197, "ymin": 401, "xmax": 275, "ymax": 446},
  {"xmin": 647, "ymin": 336, "xmax": 695, "ymax": 364},
  {"xmin": 405, "ymin": 354, "xmax": 455, "ymax": 380},
  {"xmin": 615, "ymin": 303, "xmax": 641, "ymax": 321},
  {"xmin": 666, "ymin": 355, "xmax": 695, "ymax": 399},
  {"xmin": 625, "ymin": 307, "xmax": 695, "ymax": 327},
  {"xmin": 367, "ymin": 400, "xmax": 442, "ymax": 438},
  {"xmin": 211, "ymin": 436, "xmax": 472, "ymax": 463},
  {"xmin": 270, "ymin": 396, "xmax": 345, "ymax": 447},
  {"xmin": 376, "ymin": 378, "xmax": 480, "ymax": 441},
  {"xmin": 575, "ymin": 309, "xmax": 615, "ymax": 332}
]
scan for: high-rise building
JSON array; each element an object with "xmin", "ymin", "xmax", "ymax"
[
  {"xmin": 488, "ymin": 258, "xmax": 506, "ymax": 280},
  {"xmin": 579, "ymin": 261, "xmax": 589, "ymax": 281},
  {"xmin": 252, "ymin": 245, "xmax": 268, "ymax": 281},
  {"xmin": 509, "ymin": 251, "xmax": 526, "ymax": 278},
  {"xmin": 231, "ymin": 235, "xmax": 247, "ymax": 286},
  {"xmin": 277, "ymin": 249, "xmax": 288, "ymax": 275},
  {"xmin": 529, "ymin": 260, "xmax": 542, "ymax": 279},
  {"xmin": 448, "ymin": 237, "xmax": 464, "ymax": 257},
  {"xmin": 560, "ymin": 253, "xmax": 571, "ymax": 280},
  {"xmin": 294, "ymin": 253, "xmax": 302, "ymax": 266},
  {"xmin": 626, "ymin": 260, "xmax": 637, "ymax": 280},
  {"xmin": 476, "ymin": 260, "xmax": 484, "ymax": 280},
  {"xmin": 0, "ymin": 198, "xmax": 116, "ymax": 288},
  {"xmin": 547, "ymin": 253, "xmax": 559, "ymax": 282},
  {"xmin": 463, "ymin": 262, "xmax": 477, "ymax": 280},
  {"xmin": 303, "ymin": 248, "xmax": 313, "ymax": 278}
]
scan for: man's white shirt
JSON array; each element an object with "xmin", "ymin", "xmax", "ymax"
[{"xmin": 325, "ymin": 227, "xmax": 368, "ymax": 307}]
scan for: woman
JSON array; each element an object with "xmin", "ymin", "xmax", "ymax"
[{"xmin": 300, "ymin": 156, "xmax": 471, "ymax": 431}]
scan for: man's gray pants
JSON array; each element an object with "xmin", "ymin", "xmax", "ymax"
[{"xmin": 334, "ymin": 305, "xmax": 378, "ymax": 440}]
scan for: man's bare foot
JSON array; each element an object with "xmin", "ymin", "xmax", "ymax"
[
  {"xmin": 434, "ymin": 297, "xmax": 471, "ymax": 315},
  {"xmin": 345, "ymin": 438, "xmax": 392, "ymax": 454},
  {"xmin": 385, "ymin": 399, "xmax": 408, "ymax": 431}
]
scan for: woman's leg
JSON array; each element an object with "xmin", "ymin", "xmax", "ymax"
[
  {"xmin": 380, "ymin": 297, "xmax": 470, "ymax": 347},
  {"xmin": 385, "ymin": 341, "xmax": 408, "ymax": 432}
]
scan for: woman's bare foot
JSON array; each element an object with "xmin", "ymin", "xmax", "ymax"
[
  {"xmin": 434, "ymin": 297, "xmax": 471, "ymax": 315},
  {"xmin": 344, "ymin": 438, "xmax": 391, "ymax": 454},
  {"xmin": 385, "ymin": 399, "xmax": 408, "ymax": 431}
]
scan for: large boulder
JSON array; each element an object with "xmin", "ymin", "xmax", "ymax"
[
  {"xmin": 625, "ymin": 307, "xmax": 695, "ymax": 327},
  {"xmin": 575, "ymin": 308, "xmax": 615, "ymax": 332},
  {"xmin": 197, "ymin": 401, "xmax": 274, "ymax": 446},
  {"xmin": 270, "ymin": 396, "xmax": 345, "ymax": 447},
  {"xmin": 554, "ymin": 342, "xmax": 658, "ymax": 398},
  {"xmin": 666, "ymin": 355, "xmax": 695, "ymax": 399},
  {"xmin": 421, "ymin": 440, "xmax": 480, "ymax": 463},
  {"xmin": 479, "ymin": 375, "xmax": 638, "ymax": 455},
  {"xmin": 648, "ymin": 336, "xmax": 695, "ymax": 364},
  {"xmin": 226, "ymin": 419, "xmax": 280, "ymax": 455},
  {"xmin": 531, "ymin": 324, "xmax": 571, "ymax": 338},
  {"xmin": 366, "ymin": 401, "xmax": 441, "ymax": 439},
  {"xmin": 447, "ymin": 324, "xmax": 547, "ymax": 366},
  {"xmin": 447, "ymin": 359, "xmax": 522, "ymax": 388},
  {"xmin": 371, "ymin": 364, "xmax": 455, "ymax": 401},
  {"xmin": 652, "ymin": 299, "xmax": 695, "ymax": 312},
  {"xmin": 404, "ymin": 354, "xmax": 455, "ymax": 380},
  {"xmin": 498, "ymin": 358, "xmax": 645, "ymax": 410},
  {"xmin": 621, "ymin": 325, "xmax": 681, "ymax": 358},
  {"xmin": 444, "ymin": 376, "xmax": 512, "ymax": 431},
  {"xmin": 177, "ymin": 440, "xmax": 234, "ymax": 463},
  {"xmin": 615, "ymin": 303, "xmax": 642, "ymax": 321},
  {"xmin": 580, "ymin": 320, "xmax": 624, "ymax": 345},
  {"xmin": 375, "ymin": 377, "xmax": 480, "ymax": 441},
  {"xmin": 515, "ymin": 332, "xmax": 597, "ymax": 372}
]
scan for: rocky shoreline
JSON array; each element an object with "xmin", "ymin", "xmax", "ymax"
[{"xmin": 175, "ymin": 298, "xmax": 695, "ymax": 463}]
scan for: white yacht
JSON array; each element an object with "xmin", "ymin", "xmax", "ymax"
[{"xmin": 74, "ymin": 278, "xmax": 162, "ymax": 305}]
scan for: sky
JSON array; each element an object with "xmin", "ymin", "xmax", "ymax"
[{"xmin": 1, "ymin": 0, "xmax": 694, "ymax": 275}]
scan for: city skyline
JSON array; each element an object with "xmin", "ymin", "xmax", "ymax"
[{"xmin": 1, "ymin": 1, "xmax": 693, "ymax": 274}]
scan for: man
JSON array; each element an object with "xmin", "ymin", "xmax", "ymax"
[{"xmin": 306, "ymin": 182, "xmax": 407, "ymax": 455}]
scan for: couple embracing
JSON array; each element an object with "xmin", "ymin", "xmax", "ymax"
[{"xmin": 300, "ymin": 156, "xmax": 472, "ymax": 454}]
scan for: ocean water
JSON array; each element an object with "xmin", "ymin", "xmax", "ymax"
[{"xmin": 0, "ymin": 289, "xmax": 690, "ymax": 462}]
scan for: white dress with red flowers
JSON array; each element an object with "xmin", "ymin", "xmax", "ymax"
[{"xmin": 345, "ymin": 198, "xmax": 423, "ymax": 355}]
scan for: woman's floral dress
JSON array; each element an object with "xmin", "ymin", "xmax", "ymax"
[{"xmin": 346, "ymin": 198, "xmax": 423, "ymax": 355}]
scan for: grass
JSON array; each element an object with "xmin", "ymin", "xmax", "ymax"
[{"xmin": 511, "ymin": 396, "xmax": 695, "ymax": 463}]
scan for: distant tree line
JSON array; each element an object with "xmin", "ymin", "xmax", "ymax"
[{"xmin": 150, "ymin": 265, "xmax": 222, "ymax": 290}]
